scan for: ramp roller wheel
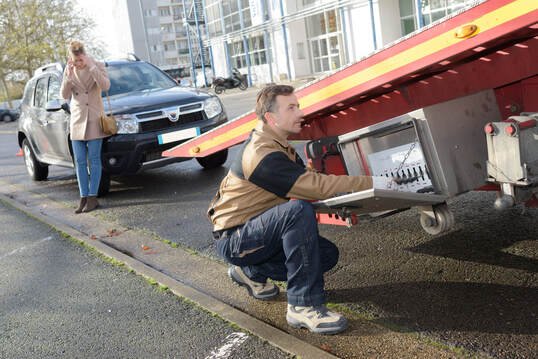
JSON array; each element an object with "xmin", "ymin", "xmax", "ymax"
[{"xmin": 419, "ymin": 203, "xmax": 454, "ymax": 235}]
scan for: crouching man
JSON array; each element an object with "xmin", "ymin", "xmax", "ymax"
[{"xmin": 208, "ymin": 85, "xmax": 393, "ymax": 335}]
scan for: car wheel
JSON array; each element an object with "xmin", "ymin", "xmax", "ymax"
[
  {"xmin": 97, "ymin": 171, "xmax": 111, "ymax": 197},
  {"xmin": 196, "ymin": 149, "xmax": 228, "ymax": 169},
  {"xmin": 1, "ymin": 114, "xmax": 11, "ymax": 122},
  {"xmin": 239, "ymin": 82, "xmax": 247, "ymax": 90},
  {"xmin": 22, "ymin": 138, "xmax": 49, "ymax": 181},
  {"xmin": 214, "ymin": 86, "xmax": 224, "ymax": 95}
]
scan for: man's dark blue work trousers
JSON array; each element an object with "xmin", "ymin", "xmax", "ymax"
[{"xmin": 215, "ymin": 200, "xmax": 339, "ymax": 306}]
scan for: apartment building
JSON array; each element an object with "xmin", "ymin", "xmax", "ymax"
[{"xmin": 112, "ymin": 0, "xmax": 200, "ymax": 77}]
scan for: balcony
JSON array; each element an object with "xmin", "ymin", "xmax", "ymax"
[
  {"xmin": 165, "ymin": 51, "xmax": 178, "ymax": 59},
  {"xmin": 161, "ymin": 32, "xmax": 176, "ymax": 41},
  {"xmin": 159, "ymin": 15, "xmax": 173, "ymax": 23}
]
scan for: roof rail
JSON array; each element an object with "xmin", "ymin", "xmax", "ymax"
[
  {"xmin": 127, "ymin": 53, "xmax": 141, "ymax": 61},
  {"xmin": 34, "ymin": 62, "xmax": 65, "ymax": 77}
]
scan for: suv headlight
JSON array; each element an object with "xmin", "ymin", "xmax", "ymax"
[
  {"xmin": 203, "ymin": 97, "xmax": 222, "ymax": 119},
  {"xmin": 115, "ymin": 114, "xmax": 139, "ymax": 134}
]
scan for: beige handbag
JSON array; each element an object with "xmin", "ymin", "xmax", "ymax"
[{"xmin": 99, "ymin": 91, "xmax": 117, "ymax": 135}]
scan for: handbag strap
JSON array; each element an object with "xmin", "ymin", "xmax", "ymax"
[{"xmin": 105, "ymin": 91, "xmax": 112, "ymax": 116}]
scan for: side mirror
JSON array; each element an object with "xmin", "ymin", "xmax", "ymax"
[{"xmin": 46, "ymin": 99, "xmax": 63, "ymax": 112}]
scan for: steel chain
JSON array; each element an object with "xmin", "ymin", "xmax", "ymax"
[{"xmin": 386, "ymin": 139, "xmax": 417, "ymax": 190}]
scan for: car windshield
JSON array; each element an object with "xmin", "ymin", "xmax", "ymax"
[{"xmin": 105, "ymin": 62, "xmax": 177, "ymax": 96}]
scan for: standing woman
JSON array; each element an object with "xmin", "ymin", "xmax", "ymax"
[{"xmin": 61, "ymin": 41, "xmax": 111, "ymax": 213}]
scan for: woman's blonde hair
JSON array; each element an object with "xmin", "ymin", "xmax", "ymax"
[{"xmin": 69, "ymin": 41, "xmax": 85, "ymax": 58}]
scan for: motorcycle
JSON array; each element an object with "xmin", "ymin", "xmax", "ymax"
[{"xmin": 212, "ymin": 68, "xmax": 248, "ymax": 94}]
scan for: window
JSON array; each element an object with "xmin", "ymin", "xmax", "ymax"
[
  {"xmin": 399, "ymin": 0, "xmax": 474, "ymax": 35},
  {"xmin": 47, "ymin": 76, "xmax": 61, "ymax": 102},
  {"xmin": 221, "ymin": 0, "xmax": 251, "ymax": 33},
  {"xmin": 175, "ymin": 25, "xmax": 187, "ymax": 37},
  {"xmin": 106, "ymin": 62, "xmax": 177, "ymax": 96},
  {"xmin": 228, "ymin": 34, "xmax": 270, "ymax": 68},
  {"xmin": 229, "ymin": 40, "xmax": 246, "ymax": 68},
  {"xmin": 297, "ymin": 42, "xmax": 305, "ymax": 60},
  {"xmin": 248, "ymin": 35, "xmax": 269, "ymax": 66},
  {"xmin": 34, "ymin": 77, "xmax": 48, "ymax": 108},
  {"xmin": 164, "ymin": 42, "xmax": 176, "ymax": 51},
  {"xmin": 306, "ymin": 10, "xmax": 342, "ymax": 73},
  {"xmin": 159, "ymin": 7, "xmax": 171, "ymax": 16},
  {"xmin": 161, "ymin": 24, "xmax": 173, "ymax": 33},
  {"xmin": 144, "ymin": 9, "xmax": 156, "ymax": 17},
  {"xmin": 206, "ymin": 1, "xmax": 223, "ymax": 37},
  {"xmin": 22, "ymin": 80, "xmax": 35, "ymax": 106}
]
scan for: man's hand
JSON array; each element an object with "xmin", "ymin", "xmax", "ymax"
[{"xmin": 372, "ymin": 176, "xmax": 397, "ymax": 190}]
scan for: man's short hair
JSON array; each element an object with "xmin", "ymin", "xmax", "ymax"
[{"xmin": 255, "ymin": 85, "xmax": 295, "ymax": 123}]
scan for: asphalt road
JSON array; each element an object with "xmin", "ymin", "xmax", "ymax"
[
  {"xmin": 0, "ymin": 199, "xmax": 291, "ymax": 359},
  {"xmin": 1, "ymin": 87, "xmax": 537, "ymax": 358}
]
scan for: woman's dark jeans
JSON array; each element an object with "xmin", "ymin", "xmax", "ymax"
[{"xmin": 215, "ymin": 200, "xmax": 339, "ymax": 306}]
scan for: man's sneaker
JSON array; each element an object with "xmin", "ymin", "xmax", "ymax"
[
  {"xmin": 286, "ymin": 304, "xmax": 348, "ymax": 335},
  {"xmin": 228, "ymin": 266, "xmax": 279, "ymax": 300}
]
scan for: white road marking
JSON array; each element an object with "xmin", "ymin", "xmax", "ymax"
[
  {"xmin": 204, "ymin": 332, "xmax": 249, "ymax": 359},
  {"xmin": 0, "ymin": 236, "xmax": 53, "ymax": 260}
]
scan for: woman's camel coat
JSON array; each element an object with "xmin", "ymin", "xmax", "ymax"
[{"xmin": 61, "ymin": 62, "xmax": 111, "ymax": 141}]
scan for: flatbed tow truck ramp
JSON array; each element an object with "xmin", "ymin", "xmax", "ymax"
[{"xmin": 163, "ymin": 0, "xmax": 538, "ymax": 235}]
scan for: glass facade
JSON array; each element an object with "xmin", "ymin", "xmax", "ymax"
[
  {"xmin": 228, "ymin": 34, "xmax": 270, "ymax": 68},
  {"xmin": 205, "ymin": 0, "xmax": 252, "ymax": 37},
  {"xmin": 204, "ymin": 0, "xmax": 272, "ymax": 72},
  {"xmin": 206, "ymin": 1, "xmax": 223, "ymax": 37},
  {"xmin": 399, "ymin": 0, "xmax": 475, "ymax": 35}
]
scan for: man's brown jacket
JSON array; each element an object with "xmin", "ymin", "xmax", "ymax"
[{"xmin": 208, "ymin": 121, "xmax": 373, "ymax": 231}]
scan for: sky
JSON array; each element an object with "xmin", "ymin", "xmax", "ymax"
[{"xmin": 75, "ymin": 0, "xmax": 121, "ymax": 58}]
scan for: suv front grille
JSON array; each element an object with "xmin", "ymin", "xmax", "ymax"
[
  {"xmin": 139, "ymin": 111, "xmax": 206, "ymax": 132},
  {"xmin": 137, "ymin": 111, "xmax": 163, "ymax": 119}
]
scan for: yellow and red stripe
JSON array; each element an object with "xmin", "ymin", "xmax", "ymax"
[{"xmin": 163, "ymin": 0, "xmax": 538, "ymax": 158}]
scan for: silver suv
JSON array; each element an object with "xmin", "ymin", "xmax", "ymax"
[{"xmin": 17, "ymin": 58, "xmax": 228, "ymax": 196}]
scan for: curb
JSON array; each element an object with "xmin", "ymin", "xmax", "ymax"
[{"xmin": 0, "ymin": 185, "xmax": 338, "ymax": 359}]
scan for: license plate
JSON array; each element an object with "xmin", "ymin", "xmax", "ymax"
[{"xmin": 158, "ymin": 127, "xmax": 200, "ymax": 145}]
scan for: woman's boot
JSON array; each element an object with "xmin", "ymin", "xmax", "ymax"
[
  {"xmin": 75, "ymin": 197, "xmax": 87, "ymax": 214},
  {"xmin": 82, "ymin": 196, "xmax": 99, "ymax": 213}
]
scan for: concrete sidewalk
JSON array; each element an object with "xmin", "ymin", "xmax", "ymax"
[{"xmin": 0, "ymin": 181, "xmax": 458, "ymax": 359}]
